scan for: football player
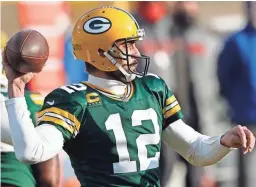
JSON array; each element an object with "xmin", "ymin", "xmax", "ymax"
[
  {"xmin": 0, "ymin": 50, "xmax": 60, "ymax": 187},
  {"xmin": 3, "ymin": 7, "xmax": 255, "ymax": 187}
]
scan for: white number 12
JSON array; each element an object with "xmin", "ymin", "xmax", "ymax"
[{"xmin": 105, "ymin": 108, "xmax": 160, "ymax": 174}]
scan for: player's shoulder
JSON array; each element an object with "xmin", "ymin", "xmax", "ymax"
[
  {"xmin": 44, "ymin": 82, "xmax": 88, "ymax": 105},
  {"xmin": 135, "ymin": 73, "xmax": 167, "ymax": 92}
]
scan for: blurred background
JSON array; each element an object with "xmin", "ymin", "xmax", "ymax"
[{"xmin": 1, "ymin": 1, "xmax": 256, "ymax": 187}]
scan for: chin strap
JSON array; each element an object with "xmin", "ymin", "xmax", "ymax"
[{"xmin": 103, "ymin": 51, "xmax": 136, "ymax": 82}]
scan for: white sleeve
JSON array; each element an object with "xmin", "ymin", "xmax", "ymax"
[
  {"xmin": 1, "ymin": 93, "xmax": 13, "ymax": 145},
  {"xmin": 5, "ymin": 97, "xmax": 64, "ymax": 164},
  {"xmin": 162, "ymin": 119, "xmax": 232, "ymax": 166}
]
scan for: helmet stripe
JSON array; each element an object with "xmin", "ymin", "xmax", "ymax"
[{"xmin": 111, "ymin": 7, "xmax": 140, "ymax": 29}]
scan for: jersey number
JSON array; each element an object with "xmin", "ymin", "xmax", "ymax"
[
  {"xmin": 105, "ymin": 108, "xmax": 160, "ymax": 174},
  {"xmin": 60, "ymin": 83, "xmax": 87, "ymax": 94}
]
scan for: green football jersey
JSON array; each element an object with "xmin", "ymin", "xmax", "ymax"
[
  {"xmin": 1, "ymin": 90, "xmax": 44, "ymax": 187},
  {"xmin": 38, "ymin": 75, "xmax": 183, "ymax": 187}
]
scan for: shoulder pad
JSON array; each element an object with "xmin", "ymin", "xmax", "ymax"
[
  {"xmin": 137, "ymin": 73, "xmax": 166, "ymax": 93},
  {"xmin": 145, "ymin": 73, "xmax": 161, "ymax": 79},
  {"xmin": 44, "ymin": 83, "xmax": 88, "ymax": 107}
]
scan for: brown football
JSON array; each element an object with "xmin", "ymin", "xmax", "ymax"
[{"xmin": 5, "ymin": 29, "xmax": 49, "ymax": 73}]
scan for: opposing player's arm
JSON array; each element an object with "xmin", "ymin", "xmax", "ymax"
[
  {"xmin": 157, "ymin": 78, "xmax": 231, "ymax": 166},
  {"xmin": 5, "ymin": 85, "xmax": 86, "ymax": 164}
]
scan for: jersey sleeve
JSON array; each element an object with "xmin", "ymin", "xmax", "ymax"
[
  {"xmin": 160, "ymin": 79, "xmax": 184, "ymax": 129},
  {"xmin": 142, "ymin": 74, "xmax": 184, "ymax": 129},
  {"xmin": 37, "ymin": 88, "xmax": 85, "ymax": 141}
]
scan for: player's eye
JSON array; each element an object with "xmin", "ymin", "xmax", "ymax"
[{"xmin": 127, "ymin": 42, "xmax": 136, "ymax": 49}]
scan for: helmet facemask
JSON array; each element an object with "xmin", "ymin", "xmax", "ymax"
[{"xmin": 103, "ymin": 29, "xmax": 150, "ymax": 82}]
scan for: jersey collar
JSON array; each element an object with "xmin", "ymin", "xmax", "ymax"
[{"xmin": 88, "ymin": 74, "xmax": 127, "ymax": 96}]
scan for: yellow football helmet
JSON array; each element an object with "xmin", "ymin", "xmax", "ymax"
[{"xmin": 72, "ymin": 6, "xmax": 149, "ymax": 80}]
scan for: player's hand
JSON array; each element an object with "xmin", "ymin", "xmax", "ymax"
[
  {"xmin": 220, "ymin": 125, "xmax": 255, "ymax": 154},
  {"xmin": 2, "ymin": 49, "xmax": 36, "ymax": 87}
]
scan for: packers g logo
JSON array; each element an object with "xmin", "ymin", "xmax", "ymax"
[
  {"xmin": 86, "ymin": 92, "xmax": 101, "ymax": 105},
  {"xmin": 83, "ymin": 17, "xmax": 112, "ymax": 34}
]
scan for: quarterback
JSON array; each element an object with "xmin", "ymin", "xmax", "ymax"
[{"xmin": 3, "ymin": 7, "xmax": 255, "ymax": 187}]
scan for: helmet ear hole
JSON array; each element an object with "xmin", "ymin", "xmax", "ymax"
[
  {"xmin": 112, "ymin": 49, "xmax": 118, "ymax": 54},
  {"xmin": 98, "ymin": 48, "xmax": 105, "ymax": 57}
]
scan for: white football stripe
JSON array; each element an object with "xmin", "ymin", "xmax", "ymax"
[
  {"xmin": 38, "ymin": 112, "xmax": 75, "ymax": 127},
  {"xmin": 165, "ymin": 101, "xmax": 179, "ymax": 112}
]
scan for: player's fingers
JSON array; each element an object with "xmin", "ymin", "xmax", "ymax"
[
  {"xmin": 243, "ymin": 127, "xmax": 255, "ymax": 152},
  {"xmin": 236, "ymin": 125, "xmax": 247, "ymax": 149}
]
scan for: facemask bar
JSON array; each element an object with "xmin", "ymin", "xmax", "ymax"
[
  {"xmin": 108, "ymin": 29, "xmax": 150, "ymax": 77},
  {"xmin": 103, "ymin": 51, "xmax": 136, "ymax": 82}
]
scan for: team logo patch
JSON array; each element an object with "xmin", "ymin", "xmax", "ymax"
[
  {"xmin": 83, "ymin": 17, "xmax": 112, "ymax": 34},
  {"xmin": 86, "ymin": 92, "xmax": 101, "ymax": 105}
]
